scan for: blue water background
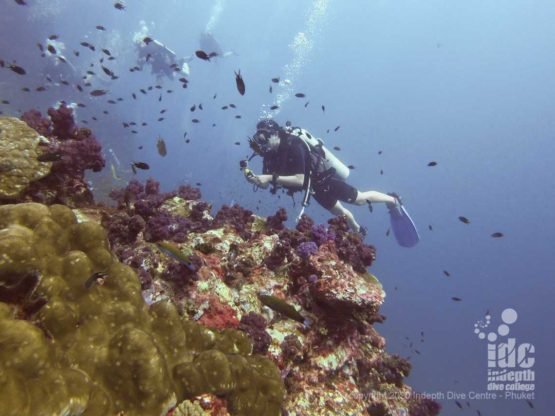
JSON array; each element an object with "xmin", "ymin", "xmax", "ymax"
[{"xmin": 1, "ymin": 1, "xmax": 554, "ymax": 415}]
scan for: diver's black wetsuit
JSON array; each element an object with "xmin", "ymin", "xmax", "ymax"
[{"xmin": 262, "ymin": 134, "xmax": 358, "ymax": 210}]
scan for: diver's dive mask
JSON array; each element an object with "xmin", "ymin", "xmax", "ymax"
[{"xmin": 249, "ymin": 129, "xmax": 275, "ymax": 155}]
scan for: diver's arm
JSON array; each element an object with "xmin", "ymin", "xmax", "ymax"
[{"xmin": 251, "ymin": 174, "xmax": 305, "ymax": 189}]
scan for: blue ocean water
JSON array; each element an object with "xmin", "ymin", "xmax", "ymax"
[{"xmin": 1, "ymin": 1, "xmax": 553, "ymax": 415}]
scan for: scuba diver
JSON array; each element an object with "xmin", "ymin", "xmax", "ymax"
[
  {"xmin": 135, "ymin": 38, "xmax": 191, "ymax": 80},
  {"xmin": 242, "ymin": 120, "xmax": 420, "ymax": 246}
]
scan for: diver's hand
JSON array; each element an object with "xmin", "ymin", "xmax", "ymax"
[{"xmin": 247, "ymin": 174, "xmax": 271, "ymax": 188}]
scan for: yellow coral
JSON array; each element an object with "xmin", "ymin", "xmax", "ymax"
[
  {"xmin": 0, "ymin": 117, "xmax": 52, "ymax": 199},
  {"xmin": 0, "ymin": 202, "xmax": 284, "ymax": 416}
]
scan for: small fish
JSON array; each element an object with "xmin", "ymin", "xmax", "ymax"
[
  {"xmin": 48, "ymin": 34, "xmax": 59, "ymax": 40},
  {"xmin": 258, "ymin": 293, "xmax": 305, "ymax": 323},
  {"xmin": 1, "ymin": 100, "xmax": 9, "ymax": 104},
  {"xmin": 234, "ymin": 141, "xmax": 240, "ymax": 146},
  {"xmin": 14, "ymin": 0, "xmax": 27, "ymax": 5},
  {"xmin": 132, "ymin": 93, "xmax": 136, "ymax": 100},
  {"xmin": 334, "ymin": 125, "xmax": 340, "ymax": 132},
  {"xmin": 386, "ymin": 228, "xmax": 390, "ymax": 237},
  {"xmin": 491, "ymin": 232, "xmax": 504, "ymax": 238},
  {"xmin": 140, "ymin": 89, "xmax": 147, "ymax": 94},
  {"xmin": 84, "ymin": 271, "xmax": 109, "ymax": 289},
  {"xmin": 114, "ymin": 2, "xmax": 125, "ymax": 10},
  {"xmin": 76, "ymin": 84, "xmax": 83, "ymax": 92},
  {"xmin": 190, "ymin": 104, "xmax": 196, "ymax": 112},
  {"xmin": 198, "ymin": 103, "xmax": 203, "ymax": 110},
  {"xmin": 37, "ymin": 151, "xmax": 63, "ymax": 162},
  {"xmin": 458, "ymin": 216, "xmax": 470, "ymax": 224},
  {"xmin": 348, "ymin": 165, "xmax": 355, "ymax": 170},
  {"xmin": 107, "ymin": 99, "xmax": 116, "ymax": 104},
  {"xmin": 526, "ymin": 399, "xmax": 534, "ymax": 409},
  {"xmin": 90, "ymin": 89, "xmax": 108, "ymax": 97},
  {"xmin": 235, "ymin": 115, "xmax": 242, "ymax": 119},
  {"xmin": 455, "ymin": 401, "xmax": 463, "ymax": 409},
  {"xmin": 47, "ymin": 44, "xmax": 57, "ymax": 54},
  {"xmin": 96, "ymin": 25, "xmax": 106, "ymax": 31},
  {"xmin": 451, "ymin": 297, "xmax": 462, "ymax": 302},
  {"xmin": 428, "ymin": 224, "xmax": 433, "ymax": 231},
  {"xmin": 271, "ymin": 77, "xmax": 280, "ymax": 83},
  {"xmin": 21, "ymin": 87, "xmax": 30, "ymax": 92},
  {"xmin": 321, "ymin": 105, "xmax": 326, "ymax": 112},
  {"xmin": 195, "ymin": 50, "xmax": 211, "ymax": 60},
  {"xmin": 443, "ymin": 270, "xmax": 451, "ymax": 277},
  {"xmin": 157, "ymin": 117, "xmax": 164, "ymax": 122},
  {"xmin": 156, "ymin": 137, "xmax": 167, "ymax": 156},
  {"xmin": 191, "ymin": 119, "xmax": 200, "ymax": 123},
  {"xmin": 73, "ymin": 50, "xmax": 79, "ymax": 56},
  {"xmin": 35, "ymin": 86, "xmax": 46, "ymax": 92},
  {"xmin": 57, "ymin": 56, "xmax": 67, "ymax": 64},
  {"xmin": 270, "ymin": 105, "xmax": 279, "ymax": 110},
  {"xmin": 132, "ymin": 161, "xmax": 150, "ymax": 170},
  {"xmin": 143, "ymin": 37, "xmax": 153, "ymax": 44},
  {"xmin": 229, "ymin": 103, "xmax": 236, "ymax": 108},
  {"xmin": 295, "ymin": 92, "xmax": 305, "ymax": 98},
  {"xmin": 378, "ymin": 150, "xmax": 383, "ymax": 155},
  {"xmin": 333, "ymin": 146, "xmax": 341, "ymax": 151},
  {"xmin": 235, "ymin": 70, "xmax": 245, "ymax": 95},
  {"xmin": 76, "ymin": 103, "xmax": 86, "ymax": 108},
  {"xmin": 304, "ymin": 101, "xmax": 310, "ymax": 108},
  {"xmin": 8, "ymin": 63, "xmax": 26, "ymax": 75},
  {"xmin": 155, "ymin": 241, "xmax": 196, "ymax": 271},
  {"xmin": 102, "ymin": 48, "xmax": 111, "ymax": 56},
  {"xmin": 427, "ymin": 161, "xmax": 438, "ymax": 166},
  {"xmin": 221, "ymin": 105, "xmax": 228, "ymax": 110},
  {"xmin": 269, "ymin": 86, "xmax": 273, "ymax": 93}
]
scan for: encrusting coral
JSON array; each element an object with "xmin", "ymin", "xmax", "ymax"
[{"xmin": 0, "ymin": 202, "xmax": 284, "ymax": 416}]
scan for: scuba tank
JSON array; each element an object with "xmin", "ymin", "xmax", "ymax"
[{"xmin": 287, "ymin": 127, "xmax": 350, "ymax": 181}]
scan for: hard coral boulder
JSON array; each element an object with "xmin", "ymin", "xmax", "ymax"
[
  {"xmin": 0, "ymin": 202, "xmax": 285, "ymax": 416},
  {"xmin": 0, "ymin": 117, "xmax": 52, "ymax": 199}
]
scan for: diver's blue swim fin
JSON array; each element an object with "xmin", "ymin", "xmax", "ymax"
[{"xmin": 388, "ymin": 200, "xmax": 420, "ymax": 248}]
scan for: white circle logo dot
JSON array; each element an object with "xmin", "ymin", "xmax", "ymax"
[{"xmin": 501, "ymin": 308, "xmax": 518, "ymax": 325}]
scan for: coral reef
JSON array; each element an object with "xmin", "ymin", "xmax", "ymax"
[
  {"xmin": 0, "ymin": 117, "xmax": 52, "ymax": 199},
  {"xmin": 0, "ymin": 109, "xmax": 439, "ymax": 415},
  {"xmin": 0, "ymin": 203, "xmax": 284, "ymax": 416},
  {"xmin": 13, "ymin": 105, "xmax": 105, "ymax": 207}
]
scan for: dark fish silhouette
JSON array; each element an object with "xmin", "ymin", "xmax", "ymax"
[
  {"xmin": 235, "ymin": 70, "xmax": 245, "ymax": 95},
  {"xmin": 333, "ymin": 146, "xmax": 341, "ymax": 151},
  {"xmin": 491, "ymin": 232, "xmax": 504, "ymax": 238},
  {"xmin": 195, "ymin": 50, "xmax": 211, "ymax": 60},
  {"xmin": 37, "ymin": 152, "xmax": 63, "ymax": 162},
  {"xmin": 156, "ymin": 137, "xmax": 167, "ymax": 156},
  {"xmin": 190, "ymin": 104, "xmax": 196, "ymax": 112},
  {"xmin": 321, "ymin": 105, "xmax": 326, "ymax": 112},
  {"xmin": 451, "ymin": 297, "xmax": 462, "ymax": 302},
  {"xmin": 8, "ymin": 63, "xmax": 26, "ymax": 75},
  {"xmin": 348, "ymin": 165, "xmax": 355, "ymax": 170},
  {"xmin": 234, "ymin": 142, "xmax": 240, "ymax": 146},
  {"xmin": 84, "ymin": 271, "xmax": 109, "ymax": 289},
  {"xmin": 132, "ymin": 161, "xmax": 149, "ymax": 170},
  {"xmin": 102, "ymin": 48, "xmax": 111, "ymax": 56},
  {"xmin": 304, "ymin": 101, "xmax": 310, "ymax": 108},
  {"xmin": 271, "ymin": 77, "xmax": 280, "ymax": 83},
  {"xmin": 270, "ymin": 105, "xmax": 279, "ymax": 110},
  {"xmin": 48, "ymin": 34, "xmax": 58, "ymax": 40},
  {"xmin": 458, "ymin": 216, "xmax": 470, "ymax": 224},
  {"xmin": 143, "ymin": 37, "xmax": 153, "ymax": 44},
  {"xmin": 428, "ymin": 225, "xmax": 433, "ymax": 231},
  {"xmin": 443, "ymin": 270, "xmax": 451, "ymax": 277},
  {"xmin": 427, "ymin": 161, "xmax": 438, "ymax": 166},
  {"xmin": 90, "ymin": 89, "xmax": 107, "ymax": 96},
  {"xmin": 114, "ymin": 2, "xmax": 125, "ymax": 10},
  {"xmin": 229, "ymin": 103, "xmax": 236, "ymax": 108},
  {"xmin": 96, "ymin": 25, "xmax": 106, "ymax": 31},
  {"xmin": 14, "ymin": 0, "xmax": 27, "ymax": 5},
  {"xmin": 334, "ymin": 125, "xmax": 340, "ymax": 132},
  {"xmin": 191, "ymin": 119, "xmax": 200, "ymax": 123},
  {"xmin": 101, "ymin": 66, "xmax": 115, "ymax": 77},
  {"xmin": 269, "ymin": 86, "xmax": 273, "ymax": 93},
  {"xmin": 295, "ymin": 93, "xmax": 305, "ymax": 98},
  {"xmin": 47, "ymin": 45, "xmax": 57, "ymax": 55}
]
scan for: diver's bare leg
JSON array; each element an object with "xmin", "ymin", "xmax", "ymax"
[
  {"xmin": 354, "ymin": 190, "xmax": 396, "ymax": 206},
  {"xmin": 329, "ymin": 201, "xmax": 360, "ymax": 232}
]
